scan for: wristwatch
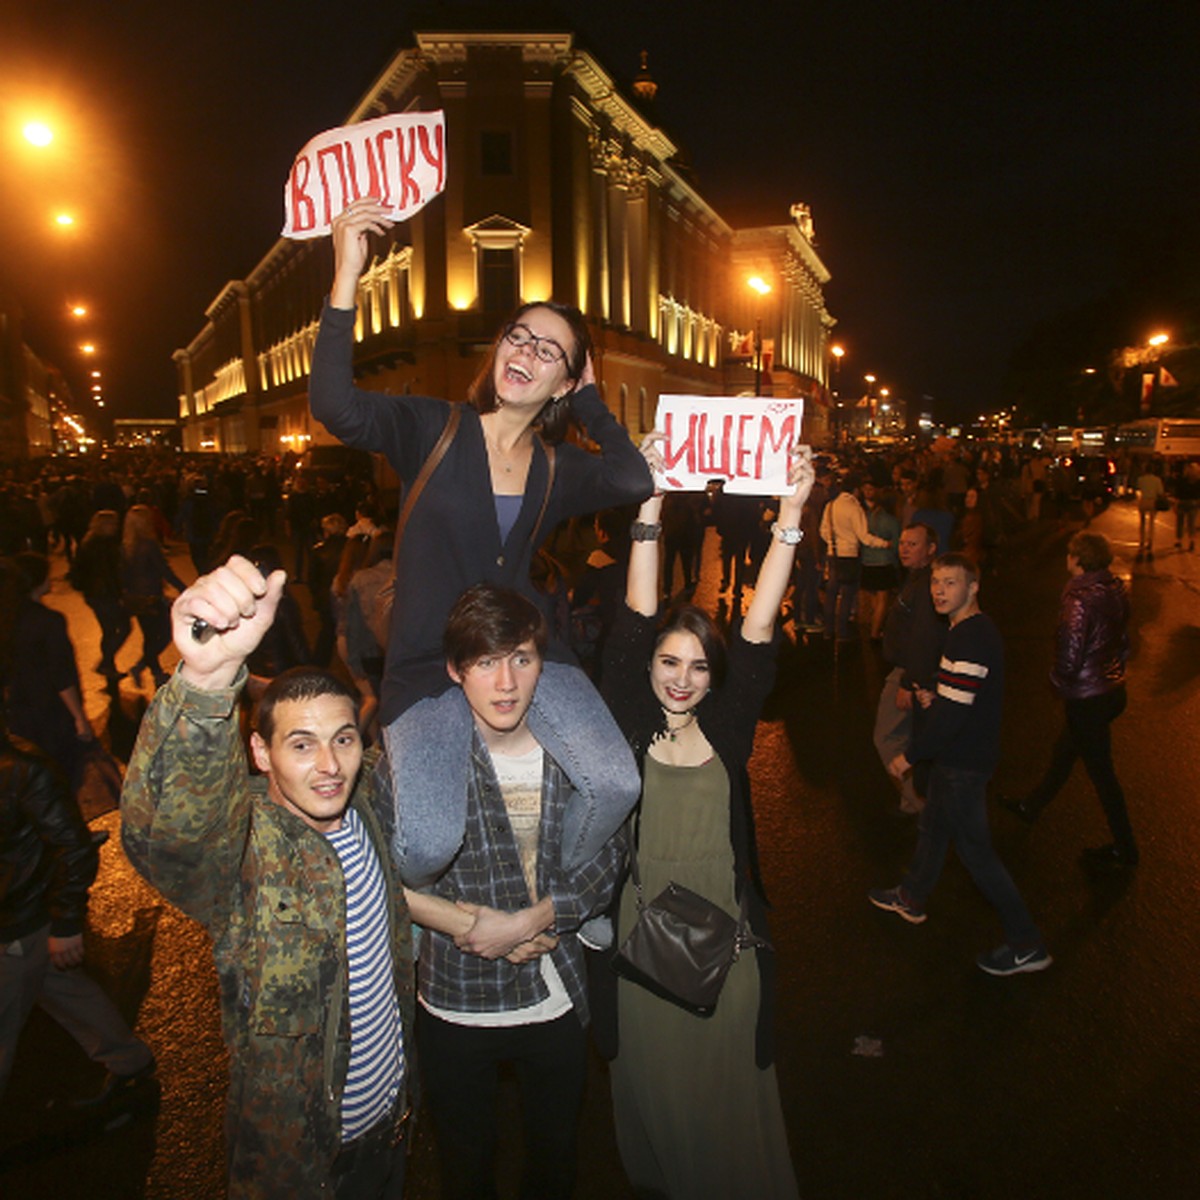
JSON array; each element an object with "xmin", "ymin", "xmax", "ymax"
[
  {"xmin": 770, "ymin": 522, "xmax": 803, "ymax": 545},
  {"xmin": 630, "ymin": 521, "xmax": 662, "ymax": 542}
]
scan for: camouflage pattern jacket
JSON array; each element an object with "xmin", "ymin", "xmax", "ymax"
[{"xmin": 120, "ymin": 668, "xmax": 414, "ymax": 1200}]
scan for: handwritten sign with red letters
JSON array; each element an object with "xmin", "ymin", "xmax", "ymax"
[
  {"xmin": 654, "ymin": 395, "xmax": 805, "ymax": 494},
  {"xmin": 282, "ymin": 111, "xmax": 446, "ymax": 239}
]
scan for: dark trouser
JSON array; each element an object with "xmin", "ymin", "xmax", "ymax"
[
  {"xmin": 132, "ymin": 597, "xmax": 171, "ymax": 682},
  {"xmin": 903, "ymin": 764, "xmax": 1041, "ymax": 947},
  {"xmin": 416, "ymin": 1007, "xmax": 587, "ymax": 1200},
  {"xmin": 824, "ymin": 558, "xmax": 860, "ymax": 639},
  {"xmin": 330, "ymin": 1108, "xmax": 408, "ymax": 1200},
  {"xmin": 88, "ymin": 596, "xmax": 130, "ymax": 673},
  {"xmin": 1027, "ymin": 686, "xmax": 1136, "ymax": 860},
  {"xmin": 794, "ymin": 552, "xmax": 822, "ymax": 625}
]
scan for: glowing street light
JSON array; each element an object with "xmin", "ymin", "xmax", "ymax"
[
  {"xmin": 70, "ymin": 304, "xmax": 88, "ymax": 318},
  {"xmin": 746, "ymin": 277, "xmax": 772, "ymax": 395},
  {"xmin": 23, "ymin": 121, "xmax": 54, "ymax": 147},
  {"xmin": 54, "ymin": 212, "xmax": 75, "ymax": 227},
  {"xmin": 1148, "ymin": 332, "xmax": 1169, "ymax": 347},
  {"xmin": 79, "ymin": 342, "xmax": 96, "ymax": 355}
]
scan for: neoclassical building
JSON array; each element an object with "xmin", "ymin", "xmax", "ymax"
[{"xmin": 175, "ymin": 25, "xmax": 836, "ymax": 457}]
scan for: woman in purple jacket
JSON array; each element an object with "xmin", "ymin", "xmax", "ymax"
[{"xmin": 1002, "ymin": 531, "xmax": 1136, "ymax": 867}]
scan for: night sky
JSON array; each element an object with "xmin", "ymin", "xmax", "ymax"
[{"xmin": 2, "ymin": 0, "xmax": 1196, "ymax": 428}]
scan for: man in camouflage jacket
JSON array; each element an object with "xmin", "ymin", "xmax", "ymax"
[{"xmin": 121, "ymin": 557, "xmax": 414, "ymax": 1199}]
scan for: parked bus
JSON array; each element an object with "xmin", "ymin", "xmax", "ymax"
[{"xmin": 1113, "ymin": 418, "xmax": 1200, "ymax": 458}]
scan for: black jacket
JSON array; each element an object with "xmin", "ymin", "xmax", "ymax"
[
  {"xmin": 882, "ymin": 563, "xmax": 947, "ymax": 690},
  {"xmin": 0, "ymin": 734, "xmax": 98, "ymax": 943}
]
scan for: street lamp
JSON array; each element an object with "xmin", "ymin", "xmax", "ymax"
[
  {"xmin": 1148, "ymin": 332, "xmax": 1169, "ymax": 347},
  {"xmin": 746, "ymin": 276, "xmax": 772, "ymax": 395},
  {"xmin": 23, "ymin": 121, "xmax": 54, "ymax": 148}
]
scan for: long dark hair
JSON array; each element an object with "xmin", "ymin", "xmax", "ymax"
[{"xmin": 467, "ymin": 300, "xmax": 592, "ymax": 445}]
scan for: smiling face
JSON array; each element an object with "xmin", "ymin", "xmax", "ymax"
[
  {"xmin": 650, "ymin": 630, "xmax": 711, "ymax": 714},
  {"xmin": 492, "ymin": 305, "xmax": 577, "ymax": 412},
  {"xmin": 449, "ymin": 640, "xmax": 543, "ymax": 748},
  {"xmin": 251, "ymin": 694, "xmax": 362, "ymax": 834}
]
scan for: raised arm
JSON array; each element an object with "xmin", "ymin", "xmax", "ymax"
[
  {"xmin": 120, "ymin": 558, "xmax": 287, "ymax": 926},
  {"xmin": 624, "ymin": 432, "xmax": 665, "ymax": 618},
  {"xmin": 741, "ymin": 446, "xmax": 815, "ymax": 644}
]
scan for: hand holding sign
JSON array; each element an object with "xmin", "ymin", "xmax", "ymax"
[
  {"xmin": 331, "ymin": 199, "xmax": 398, "ymax": 309},
  {"xmin": 282, "ymin": 111, "xmax": 446, "ymax": 240}
]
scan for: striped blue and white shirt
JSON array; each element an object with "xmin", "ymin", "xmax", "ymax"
[{"xmin": 326, "ymin": 806, "xmax": 404, "ymax": 1142}]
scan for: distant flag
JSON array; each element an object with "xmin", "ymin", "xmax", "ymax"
[
  {"xmin": 1159, "ymin": 366, "xmax": 1179, "ymax": 387},
  {"xmin": 1140, "ymin": 372, "xmax": 1155, "ymax": 414}
]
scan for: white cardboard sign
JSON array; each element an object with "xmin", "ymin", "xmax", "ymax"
[
  {"xmin": 282, "ymin": 111, "xmax": 446, "ymax": 239},
  {"xmin": 654, "ymin": 394, "xmax": 805, "ymax": 494}
]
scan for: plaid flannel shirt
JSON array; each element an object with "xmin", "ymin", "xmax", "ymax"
[{"xmin": 417, "ymin": 730, "xmax": 623, "ymax": 1024}]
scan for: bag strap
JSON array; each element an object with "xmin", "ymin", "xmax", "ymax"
[
  {"xmin": 390, "ymin": 404, "xmax": 462, "ymax": 563},
  {"xmin": 527, "ymin": 441, "xmax": 557, "ymax": 550}
]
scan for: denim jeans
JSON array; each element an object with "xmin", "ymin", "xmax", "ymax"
[
  {"xmin": 903, "ymin": 764, "xmax": 1041, "ymax": 946},
  {"xmin": 1028, "ymin": 686, "xmax": 1135, "ymax": 860}
]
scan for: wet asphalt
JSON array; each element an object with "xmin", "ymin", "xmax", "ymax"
[{"xmin": 2, "ymin": 497, "xmax": 1198, "ymax": 1198}]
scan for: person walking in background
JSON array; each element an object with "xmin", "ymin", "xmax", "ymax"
[
  {"xmin": 69, "ymin": 509, "xmax": 130, "ymax": 685},
  {"xmin": 874, "ymin": 523, "xmax": 945, "ymax": 815},
  {"xmin": 1, "ymin": 714, "xmax": 155, "ymax": 1103},
  {"xmin": 820, "ymin": 473, "xmax": 889, "ymax": 642},
  {"xmin": 120, "ymin": 504, "xmax": 186, "ymax": 690},
  {"xmin": 1173, "ymin": 459, "xmax": 1200, "ymax": 551},
  {"xmin": 1000, "ymin": 532, "xmax": 1136, "ymax": 868},
  {"xmin": 1134, "ymin": 459, "xmax": 1166, "ymax": 562},
  {"xmin": 859, "ymin": 479, "xmax": 900, "ymax": 640},
  {"xmin": 870, "ymin": 554, "xmax": 1051, "ymax": 977},
  {"xmin": 1, "ymin": 556, "xmax": 96, "ymax": 798}
]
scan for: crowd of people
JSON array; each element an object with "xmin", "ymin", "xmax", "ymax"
[{"xmin": 1, "ymin": 213, "xmax": 1186, "ymax": 1197}]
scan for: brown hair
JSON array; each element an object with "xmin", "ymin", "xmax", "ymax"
[
  {"xmin": 932, "ymin": 552, "xmax": 980, "ymax": 586},
  {"xmin": 467, "ymin": 301, "xmax": 592, "ymax": 445},
  {"xmin": 443, "ymin": 582, "xmax": 548, "ymax": 673},
  {"xmin": 1068, "ymin": 531, "xmax": 1113, "ymax": 572},
  {"xmin": 255, "ymin": 667, "xmax": 358, "ymax": 742}
]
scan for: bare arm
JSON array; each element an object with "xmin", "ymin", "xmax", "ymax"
[
  {"xmin": 742, "ymin": 446, "xmax": 815, "ymax": 643},
  {"xmin": 625, "ymin": 433, "xmax": 665, "ymax": 618}
]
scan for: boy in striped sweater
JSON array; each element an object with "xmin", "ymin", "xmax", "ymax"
[{"xmin": 869, "ymin": 553, "xmax": 1051, "ymax": 976}]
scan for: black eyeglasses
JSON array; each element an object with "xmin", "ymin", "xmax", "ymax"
[{"xmin": 502, "ymin": 323, "xmax": 567, "ymax": 365}]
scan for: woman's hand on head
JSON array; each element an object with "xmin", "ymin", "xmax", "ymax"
[
  {"xmin": 576, "ymin": 352, "xmax": 596, "ymax": 390},
  {"xmin": 330, "ymin": 198, "xmax": 396, "ymax": 308}
]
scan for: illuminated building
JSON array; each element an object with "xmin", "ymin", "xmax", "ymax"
[
  {"xmin": 174, "ymin": 24, "xmax": 837, "ymax": 455},
  {"xmin": 0, "ymin": 302, "xmax": 62, "ymax": 457}
]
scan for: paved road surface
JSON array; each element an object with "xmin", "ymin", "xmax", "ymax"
[{"xmin": 2, "ymin": 497, "xmax": 1198, "ymax": 1198}]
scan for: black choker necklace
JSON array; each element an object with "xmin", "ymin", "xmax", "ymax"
[{"xmin": 666, "ymin": 711, "xmax": 697, "ymax": 741}]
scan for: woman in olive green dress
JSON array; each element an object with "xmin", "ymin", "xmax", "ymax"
[{"xmin": 599, "ymin": 436, "xmax": 812, "ymax": 1199}]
